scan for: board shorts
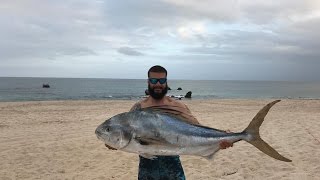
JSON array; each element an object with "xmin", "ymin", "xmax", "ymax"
[{"xmin": 138, "ymin": 155, "xmax": 186, "ymax": 180}]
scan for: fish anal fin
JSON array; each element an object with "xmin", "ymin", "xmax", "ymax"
[
  {"xmin": 203, "ymin": 153, "xmax": 215, "ymax": 160},
  {"xmin": 203, "ymin": 148, "xmax": 220, "ymax": 160}
]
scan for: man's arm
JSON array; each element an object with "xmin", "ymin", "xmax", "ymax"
[
  {"xmin": 129, "ymin": 102, "xmax": 142, "ymax": 112},
  {"xmin": 165, "ymin": 99, "xmax": 200, "ymax": 125},
  {"xmin": 182, "ymin": 104, "xmax": 200, "ymax": 125},
  {"xmin": 130, "ymin": 102, "xmax": 141, "ymax": 112}
]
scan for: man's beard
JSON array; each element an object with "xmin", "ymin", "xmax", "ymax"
[{"xmin": 148, "ymin": 84, "xmax": 168, "ymax": 100}]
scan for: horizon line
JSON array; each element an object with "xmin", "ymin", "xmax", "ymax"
[{"xmin": 0, "ymin": 76, "xmax": 318, "ymax": 82}]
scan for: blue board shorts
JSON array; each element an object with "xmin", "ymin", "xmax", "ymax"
[{"xmin": 138, "ymin": 155, "xmax": 186, "ymax": 180}]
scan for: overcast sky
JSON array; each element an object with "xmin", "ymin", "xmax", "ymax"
[{"xmin": 1, "ymin": 0, "xmax": 320, "ymax": 80}]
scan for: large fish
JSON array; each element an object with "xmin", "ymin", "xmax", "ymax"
[{"xmin": 95, "ymin": 100, "xmax": 291, "ymax": 162}]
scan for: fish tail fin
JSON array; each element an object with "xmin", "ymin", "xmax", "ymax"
[{"xmin": 243, "ymin": 100, "xmax": 292, "ymax": 162}]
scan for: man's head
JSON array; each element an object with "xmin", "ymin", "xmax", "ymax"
[{"xmin": 147, "ymin": 65, "xmax": 168, "ymax": 99}]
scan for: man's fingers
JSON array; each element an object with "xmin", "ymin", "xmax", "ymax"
[{"xmin": 219, "ymin": 141, "xmax": 233, "ymax": 149}]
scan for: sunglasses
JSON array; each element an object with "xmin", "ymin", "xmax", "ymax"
[{"xmin": 149, "ymin": 78, "xmax": 167, "ymax": 84}]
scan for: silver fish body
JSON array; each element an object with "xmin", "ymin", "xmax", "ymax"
[{"xmin": 95, "ymin": 100, "xmax": 291, "ymax": 162}]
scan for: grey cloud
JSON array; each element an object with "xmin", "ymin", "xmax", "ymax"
[
  {"xmin": 101, "ymin": 0, "xmax": 318, "ymax": 28},
  {"xmin": 182, "ymin": 23, "xmax": 320, "ymax": 64},
  {"xmin": 0, "ymin": 0, "xmax": 106, "ymax": 61},
  {"xmin": 102, "ymin": 0, "xmax": 180, "ymax": 29},
  {"xmin": 1, "ymin": 0, "xmax": 320, "ymax": 80},
  {"xmin": 240, "ymin": 1, "xmax": 318, "ymax": 24},
  {"xmin": 100, "ymin": 0, "xmax": 240, "ymax": 33},
  {"xmin": 117, "ymin": 47, "xmax": 144, "ymax": 56},
  {"xmin": 100, "ymin": 0, "xmax": 320, "ymax": 66}
]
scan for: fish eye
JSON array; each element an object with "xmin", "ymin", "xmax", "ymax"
[{"xmin": 106, "ymin": 127, "xmax": 110, "ymax": 132}]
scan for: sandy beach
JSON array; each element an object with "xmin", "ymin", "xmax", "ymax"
[{"xmin": 0, "ymin": 99, "xmax": 319, "ymax": 180}]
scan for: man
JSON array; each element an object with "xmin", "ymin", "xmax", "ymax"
[
  {"xmin": 106, "ymin": 65, "xmax": 232, "ymax": 179},
  {"xmin": 130, "ymin": 65, "xmax": 198, "ymax": 180}
]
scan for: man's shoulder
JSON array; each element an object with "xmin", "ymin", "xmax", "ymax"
[
  {"xmin": 130, "ymin": 100, "xmax": 145, "ymax": 111},
  {"xmin": 165, "ymin": 96, "xmax": 188, "ymax": 108},
  {"xmin": 130, "ymin": 97, "xmax": 152, "ymax": 110},
  {"xmin": 133, "ymin": 96, "xmax": 188, "ymax": 110}
]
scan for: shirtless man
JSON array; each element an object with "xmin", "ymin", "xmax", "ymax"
[{"xmin": 107, "ymin": 65, "xmax": 232, "ymax": 180}]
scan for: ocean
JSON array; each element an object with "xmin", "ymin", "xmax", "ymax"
[{"xmin": 0, "ymin": 77, "xmax": 320, "ymax": 102}]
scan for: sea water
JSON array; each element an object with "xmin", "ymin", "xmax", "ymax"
[{"xmin": 0, "ymin": 77, "xmax": 319, "ymax": 102}]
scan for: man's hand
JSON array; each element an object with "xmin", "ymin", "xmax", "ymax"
[
  {"xmin": 219, "ymin": 141, "xmax": 233, "ymax": 149},
  {"xmin": 219, "ymin": 129, "xmax": 234, "ymax": 149},
  {"xmin": 105, "ymin": 144, "xmax": 117, "ymax": 150}
]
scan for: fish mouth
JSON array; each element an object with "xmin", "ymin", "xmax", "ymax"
[
  {"xmin": 95, "ymin": 127, "xmax": 108, "ymax": 142},
  {"xmin": 95, "ymin": 131, "xmax": 117, "ymax": 150},
  {"xmin": 96, "ymin": 133, "xmax": 105, "ymax": 142},
  {"xmin": 96, "ymin": 133, "xmax": 113, "ymax": 146}
]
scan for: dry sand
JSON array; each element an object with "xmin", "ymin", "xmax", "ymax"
[{"xmin": 0, "ymin": 99, "xmax": 319, "ymax": 180}]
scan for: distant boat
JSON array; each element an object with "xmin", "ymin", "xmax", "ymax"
[{"xmin": 42, "ymin": 84, "xmax": 50, "ymax": 88}]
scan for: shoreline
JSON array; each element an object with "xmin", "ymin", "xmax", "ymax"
[
  {"xmin": 1, "ymin": 99, "xmax": 319, "ymax": 179},
  {"xmin": 1, "ymin": 96, "xmax": 320, "ymax": 103}
]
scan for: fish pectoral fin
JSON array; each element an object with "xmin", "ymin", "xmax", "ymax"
[
  {"xmin": 140, "ymin": 154, "xmax": 158, "ymax": 160},
  {"xmin": 134, "ymin": 136, "xmax": 172, "ymax": 146}
]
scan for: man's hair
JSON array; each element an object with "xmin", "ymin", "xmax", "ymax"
[{"xmin": 148, "ymin": 65, "xmax": 167, "ymax": 77}]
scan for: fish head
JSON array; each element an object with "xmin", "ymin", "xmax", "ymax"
[{"xmin": 95, "ymin": 113, "xmax": 132, "ymax": 150}]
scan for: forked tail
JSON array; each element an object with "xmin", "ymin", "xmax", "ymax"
[{"xmin": 243, "ymin": 100, "xmax": 292, "ymax": 162}]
